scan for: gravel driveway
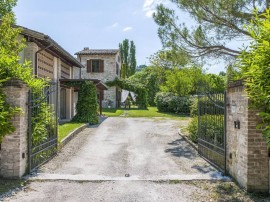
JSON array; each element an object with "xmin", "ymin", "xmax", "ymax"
[{"xmin": 3, "ymin": 117, "xmax": 248, "ymax": 202}]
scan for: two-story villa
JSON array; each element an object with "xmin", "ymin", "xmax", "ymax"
[
  {"xmin": 74, "ymin": 47, "xmax": 122, "ymax": 108},
  {"xmin": 19, "ymin": 27, "xmax": 106, "ymax": 121}
]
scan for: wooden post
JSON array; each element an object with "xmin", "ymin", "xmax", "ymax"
[{"xmin": 99, "ymin": 90, "xmax": 102, "ymax": 116}]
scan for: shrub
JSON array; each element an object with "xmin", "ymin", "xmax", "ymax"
[
  {"xmin": 189, "ymin": 96, "xmax": 198, "ymax": 117},
  {"xmin": 155, "ymin": 92, "xmax": 191, "ymax": 114},
  {"xmin": 187, "ymin": 116, "xmax": 198, "ymax": 143},
  {"xmin": 72, "ymin": 81, "xmax": 99, "ymax": 124},
  {"xmin": 187, "ymin": 115, "xmax": 224, "ymax": 144}
]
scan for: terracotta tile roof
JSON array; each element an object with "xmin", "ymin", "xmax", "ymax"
[{"xmin": 75, "ymin": 48, "xmax": 119, "ymax": 55}]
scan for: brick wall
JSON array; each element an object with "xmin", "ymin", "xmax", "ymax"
[
  {"xmin": 227, "ymin": 81, "xmax": 269, "ymax": 193},
  {"xmin": 0, "ymin": 79, "xmax": 29, "ymax": 178}
]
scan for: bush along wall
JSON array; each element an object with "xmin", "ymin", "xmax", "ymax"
[
  {"xmin": 106, "ymin": 78, "xmax": 148, "ymax": 109},
  {"xmin": 155, "ymin": 92, "xmax": 191, "ymax": 114},
  {"xmin": 71, "ymin": 81, "xmax": 99, "ymax": 124}
]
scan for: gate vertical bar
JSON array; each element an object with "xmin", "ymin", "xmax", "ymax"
[
  {"xmin": 55, "ymin": 81, "xmax": 59, "ymax": 150},
  {"xmin": 224, "ymin": 90, "xmax": 227, "ymax": 175},
  {"xmin": 28, "ymin": 90, "xmax": 32, "ymax": 173},
  {"xmin": 197, "ymin": 93, "xmax": 201, "ymax": 155}
]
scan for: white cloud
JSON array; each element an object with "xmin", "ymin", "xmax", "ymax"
[
  {"xmin": 111, "ymin": 22, "xmax": 119, "ymax": 28},
  {"xmin": 123, "ymin": 27, "xmax": 133, "ymax": 32},
  {"xmin": 143, "ymin": 0, "xmax": 169, "ymax": 18},
  {"xmin": 107, "ymin": 22, "xmax": 119, "ymax": 29},
  {"xmin": 143, "ymin": 0, "xmax": 155, "ymax": 9},
  {"xmin": 145, "ymin": 10, "xmax": 155, "ymax": 18}
]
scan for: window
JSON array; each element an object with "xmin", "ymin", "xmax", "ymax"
[{"xmin": 87, "ymin": 59, "xmax": 104, "ymax": 73}]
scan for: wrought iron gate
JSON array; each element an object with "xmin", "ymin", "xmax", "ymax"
[
  {"xmin": 198, "ymin": 88, "xmax": 226, "ymax": 173},
  {"xmin": 28, "ymin": 82, "xmax": 58, "ymax": 172}
]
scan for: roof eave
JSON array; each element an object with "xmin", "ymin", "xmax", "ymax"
[{"xmin": 20, "ymin": 26, "xmax": 84, "ymax": 68}]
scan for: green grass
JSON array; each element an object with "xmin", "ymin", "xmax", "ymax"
[
  {"xmin": 58, "ymin": 122, "xmax": 85, "ymax": 142},
  {"xmin": 103, "ymin": 107, "xmax": 188, "ymax": 119},
  {"xmin": 0, "ymin": 179, "xmax": 26, "ymax": 195},
  {"xmin": 102, "ymin": 108, "xmax": 124, "ymax": 117}
]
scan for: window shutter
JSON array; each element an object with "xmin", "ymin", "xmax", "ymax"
[
  {"xmin": 87, "ymin": 60, "xmax": 92, "ymax": 72},
  {"xmin": 99, "ymin": 60, "xmax": 104, "ymax": 72}
]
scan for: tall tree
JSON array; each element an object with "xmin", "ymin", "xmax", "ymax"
[
  {"xmin": 120, "ymin": 39, "xmax": 129, "ymax": 65},
  {"xmin": 128, "ymin": 66, "xmax": 165, "ymax": 106},
  {"xmin": 129, "ymin": 41, "xmax": 136, "ymax": 76},
  {"xmin": 119, "ymin": 39, "xmax": 137, "ymax": 78},
  {"xmin": 0, "ymin": 0, "xmax": 17, "ymax": 18},
  {"xmin": 153, "ymin": 0, "xmax": 270, "ymax": 60},
  {"xmin": 149, "ymin": 49, "xmax": 191, "ymax": 69}
]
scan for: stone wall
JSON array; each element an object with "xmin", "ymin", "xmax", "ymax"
[
  {"xmin": 0, "ymin": 79, "xmax": 29, "ymax": 178},
  {"xmin": 75, "ymin": 54, "xmax": 121, "ymax": 108},
  {"xmin": 226, "ymin": 81, "xmax": 269, "ymax": 193}
]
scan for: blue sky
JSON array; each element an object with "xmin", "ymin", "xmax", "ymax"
[
  {"xmin": 14, "ymin": 0, "xmax": 168, "ymax": 67},
  {"xmin": 13, "ymin": 0, "xmax": 232, "ymax": 73}
]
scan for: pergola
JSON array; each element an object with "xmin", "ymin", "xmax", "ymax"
[{"xmin": 59, "ymin": 79, "xmax": 108, "ymax": 115}]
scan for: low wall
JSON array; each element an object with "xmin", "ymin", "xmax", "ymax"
[{"xmin": 226, "ymin": 81, "xmax": 269, "ymax": 193}]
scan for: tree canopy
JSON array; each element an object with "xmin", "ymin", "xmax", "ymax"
[
  {"xmin": 119, "ymin": 39, "xmax": 137, "ymax": 78},
  {"xmin": 149, "ymin": 49, "xmax": 191, "ymax": 69},
  {"xmin": 153, "ymin": 0, "xmax": 270, "ymax": 60},
  {"xmin": 128, "ymin": 66, "xmax": 165, "ymax": 106},
  {"xmin": 237, "ymin": 8, "xmax": 270, "ymax": 142},
  {"xmin": 0, "ymin": 0, "xmax": 45, "ymax": 142}
]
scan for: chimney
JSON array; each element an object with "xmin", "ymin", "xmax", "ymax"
[{"xmin": 84, "ymin": 47, "xmax": 89, "ymax": 50}]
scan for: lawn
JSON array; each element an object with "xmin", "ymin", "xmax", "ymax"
[
  {"xmin": 103, "ymin": 107, "xmax": 188, "ymax": 119},
  {"xmin": 102, "ymin": 108, "xmax": 124, "ymax": 117},
  {"xmin": 58, "ymin": 122, "xmax": 86, "ymax": 142}
]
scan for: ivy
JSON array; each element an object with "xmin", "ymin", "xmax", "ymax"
[
  {"xmin": 63, "ymin": 81, "xmax": 99, "ymax": 124},
  {"xmin": 106, "ymin": 78, "xmax": 148, "ymax": 109}
]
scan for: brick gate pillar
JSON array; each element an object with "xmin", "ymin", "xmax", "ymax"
[
  {"xmin": 0, "ymin": 79, "xmax": 29, "ymax": 179},
  {"xmin": 227, "ymin": 80, "xmax": 269, "ymax": 193}
]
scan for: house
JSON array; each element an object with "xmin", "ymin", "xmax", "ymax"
[
  {"xmin": 74, "ymin": 47, "xmax": 122, "ymax": 108},
  {"xmin": 19, "ymin": 27, "xmax": 106, "ymax": 121}
]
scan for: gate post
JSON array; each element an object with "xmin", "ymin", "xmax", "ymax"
[
  {"xmin": 0, "ymin": 79, "xmax": 29, "ymax": 178},
  {"xmin": 226, "ymin": 80, "xmax": 269, "ymax": 193}
]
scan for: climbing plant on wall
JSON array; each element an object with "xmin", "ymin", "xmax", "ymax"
[
  {"xmin": 106, "ymin": 78, "xmax": 148, "ymax": 109},
  {"xmin": 64, "ymin": 81, "xmax": 99, "ymax": 124},
  {"xmin": 0, "ymin": 0, "xmax": 46, "ymax": 143}
]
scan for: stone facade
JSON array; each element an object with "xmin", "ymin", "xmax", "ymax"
[
  {"xmin": 226, "ymin": 81, "xmax": 269, "ymax": 193},
  {"xmin": 75, "ymin": 50, "xmax": 121, "ymax": 108},
  {"xmin": 0, "ymin": 80, "xmax": 29, "ymax": 178}
]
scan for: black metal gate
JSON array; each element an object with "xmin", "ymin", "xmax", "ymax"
[
  {"xmin": 28, "ymin": 82, "xmax": 58, "ymax": 172},
  {"xmin": 198, "ymin": 89, "xmax": 226, "ymax": 173}
]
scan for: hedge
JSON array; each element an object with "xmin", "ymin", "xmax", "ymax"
[{"xmin": 155, "ymin": 92, "xmax": 191, "ymax": 114}]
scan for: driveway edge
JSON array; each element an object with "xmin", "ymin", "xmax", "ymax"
[
  {"xmin": 178, "ymin": 129, "xmax": 198, "ymax": 151},
  {"xmin": 60, "ymin": 123, "xmax": 89, "ymax": 148}
]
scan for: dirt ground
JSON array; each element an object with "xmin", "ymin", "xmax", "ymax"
[{"xmin": 1, "ymin": 117, "xmax": 269, "ymax": 202}]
